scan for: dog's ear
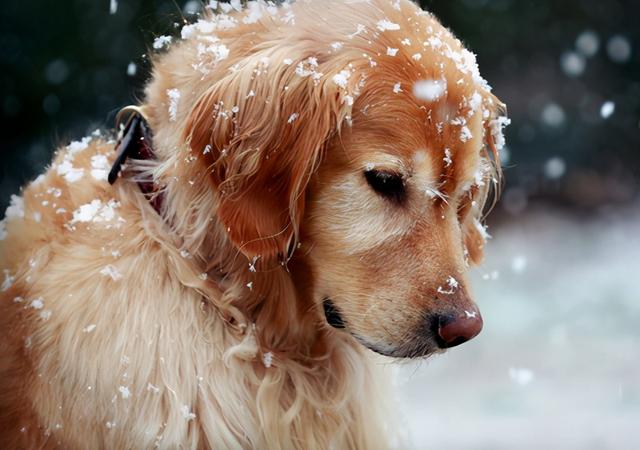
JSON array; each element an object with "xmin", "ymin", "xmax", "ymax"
[{"xmin": 184, "ymin": 53, "xmax": 355, "ymax": 259}]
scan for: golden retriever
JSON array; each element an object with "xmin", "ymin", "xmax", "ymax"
[{"xmin": 0, "ymin": 0, "xmax": 508, "ymax": 448}]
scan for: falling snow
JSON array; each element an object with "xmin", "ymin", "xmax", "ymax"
[
  {"xmin": 509, "ymin": 367, "xmax": 535, "ymax": 386},
  {"xmin": 600, "ymin": 101, "xmax": 615, "ymax": 119}
]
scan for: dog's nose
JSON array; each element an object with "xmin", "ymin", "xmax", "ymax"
[{"xmin": 435, "ymin": 311, "xmax": 483, "ymax": 348}]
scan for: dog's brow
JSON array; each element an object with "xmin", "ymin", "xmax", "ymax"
[{"xmin": 360, "ymin": 153, "xmax": 406, "ymax": 173}]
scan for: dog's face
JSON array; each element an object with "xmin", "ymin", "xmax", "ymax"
[
  {"xmin": 302, "ymin": 76, "xmax": 497, "ymax": 358},
  {"xmin": 181, "ymin": 0, "xmax": 506, "ymax": 358}
]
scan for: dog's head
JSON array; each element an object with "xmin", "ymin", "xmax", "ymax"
[{"xmin": 180, "ymin": 0, "xmax": 507, "ymax": 358}]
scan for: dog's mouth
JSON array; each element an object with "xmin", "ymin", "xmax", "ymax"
[
  {"xmin": 322, "ymin": 298, "xmax": 346, "ymax": 329},
  {"xmin": 322, "ymin": 298, "xmax": 441, "ymax": 359}
]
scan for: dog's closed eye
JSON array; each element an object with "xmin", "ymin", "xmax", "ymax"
[{"xmin": 364, "ymin": 169, "xmax": 405, "ymax": 203}]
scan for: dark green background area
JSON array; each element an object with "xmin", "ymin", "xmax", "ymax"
[{"xmin": 1, "ymin": 0, "xmax": 638, "ymax": 214}]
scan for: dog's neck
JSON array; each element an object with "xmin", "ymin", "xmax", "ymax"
[
  {"xmin": 119, "ymin": 40, "xmax": 345, "ymax": 362},
  {"xmin": 128, "ymin": 107, "xmax": 327, "ymax": 362}
]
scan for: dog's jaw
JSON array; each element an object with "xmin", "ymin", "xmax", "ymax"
[{"xmin": 322, "ymin": 297, "xmax": 445, "ymax": 359}]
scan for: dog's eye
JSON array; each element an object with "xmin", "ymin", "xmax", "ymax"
[{"xmin": 364, "ymin": 170, "xmax": 405, "ymax": 203}]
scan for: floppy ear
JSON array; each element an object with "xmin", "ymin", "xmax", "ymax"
[{"xmin": 184, "ymin": 52, "xmax": 354, "ymax": 259}]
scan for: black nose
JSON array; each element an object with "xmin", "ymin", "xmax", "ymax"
[{"xmin": 434, "ymin": 311, "xmax": 483, "ymax": 348}]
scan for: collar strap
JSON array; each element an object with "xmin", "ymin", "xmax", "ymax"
[{"xmin": 109, "ymin": 105, "xmax": 164, "ymax": 214}]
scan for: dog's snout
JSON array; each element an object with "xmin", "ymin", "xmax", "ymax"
[{"xmin": 434, "ymin": 311, "xmax": 483, "ymax": 348}]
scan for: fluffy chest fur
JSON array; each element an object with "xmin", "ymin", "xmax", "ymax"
[{"xmin": 0, "ymin": 139, "xmax": 388, "ymax": 449}]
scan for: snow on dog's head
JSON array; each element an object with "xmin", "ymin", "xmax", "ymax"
[{"xmin": 147, "ymin": 0, "xmax": 508, "ymax": 358}]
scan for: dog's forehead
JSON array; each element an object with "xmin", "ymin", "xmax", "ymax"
[
  {"xmin": 346, "ymin": 85, "xmax": 485, "ymax": 189},
  {"xmin": 341, "ymin": 43, "xmax": 495, "ymax": 192}
]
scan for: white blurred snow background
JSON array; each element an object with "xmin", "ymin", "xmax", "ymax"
[{"xmin": 393, "ymin": 203, "xmax": 640, "ymax": 450}]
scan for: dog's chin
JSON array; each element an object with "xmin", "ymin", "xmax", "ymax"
[
  {"xmin": 322, "ymin": 298, "xmax": 441, "ymax": 359},
  {"xmin": 353, "ymin": 334, "xmax": 443, "ymax": 359}
]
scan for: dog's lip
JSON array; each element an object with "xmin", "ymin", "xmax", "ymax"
[
  {"xmin": 322, "ymin": 299, "xmax": 440, "ymax": 359},
  {"xmin": 322, "ymin": 298, "xmax": 346, "ymax": 329},
  {"xmin": 352, "ymin": 333, "xmax": 442, "ymax": 359}
]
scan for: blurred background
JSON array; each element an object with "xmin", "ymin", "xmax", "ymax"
[{"xmin": 1, "ymin": 1, "xmax": 638, "ymax": 449}]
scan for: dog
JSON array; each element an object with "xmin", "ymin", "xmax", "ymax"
[{"xmin": 0, "ymin": 0, "xmax": 508, "ymax": 448}]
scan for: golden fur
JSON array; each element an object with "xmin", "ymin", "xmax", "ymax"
[{"xmin": 0, "ymin": 0, "xmax": 506, "ymax": 448}]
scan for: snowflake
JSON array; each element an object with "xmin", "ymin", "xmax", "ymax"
[
  {"xmin": 443, "ymin": 148, "xmax": 452, "ymax": 167},
  {"xmin": 152, "ymin": 35, "xmax": 172, "ymax": 50},
  {"xmin": 167, "ymin": 89, "xmax": 181, "ymax": 122},
  {"xmin": 460, "ymin": 125, "xmax": 473, "ymax": 142},
  {"xmin": 66, "ymin": 136, "xmax": 92, "ymax": 154},
  {"xmin": 474, "ymin": 218, "xmax": 492, "ymax": 242},
  {"xmin": 600, "ymin": 101, "xmax": 615, "ymax": 119},
  {"xmin": 437, "ymin": 276, "xmax": 459, "ymax": 295},
  {"xmin": 57, "ymin": 160, "xmax": 84, "ymax": 183},
  {"xmin": 5, "ymin": 195, "xmax": 24, "ymax": 219},
  {"xmin": 490, "ymin": 116, "xmax": 511, "ymax": 152},
  {"xmin": 509, "ymin": 367, "xmax": 535, "ymax": 386},
  {"xmin": 1, "ymin": 270, "xmax": 15, "ymax": 291},
  {"xmin": 181, "ymin": 405, "xmax": 197, "ymax": 421},
  {"xmin": 118, "ymin": 386, "xmax": 130, "ymax": 399},
  {"xmin": 90, "ymin": 154, "xmax": 110, "ymax": 181},
  {"xmin": 100, "ymin": 265, "xmax": 123, "ymax": 281},
  {"xmin": 376, "ymin": 19, "xmax": 400, "ymax": 32},
  {"xmin": 69, "ymin": 199, "xmax": 121, "ymax": 225},
  {"xmin": 30, "ymin": 298, "xmax": 45, "ymax": 309},
  {"xmin": 413, "ymin": 79, "xmax": 446, "ymax": 101},
  {"xmin": 332, "ymin": 70, "xmax": 351, "ymax": 88}
]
